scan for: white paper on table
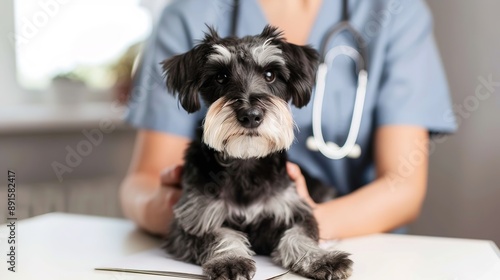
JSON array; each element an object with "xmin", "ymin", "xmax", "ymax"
[{"xmin": 96, "ymin": 248, "xmax": 289, "ymax": 279}]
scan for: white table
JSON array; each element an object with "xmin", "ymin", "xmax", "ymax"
[{"xmin": 1, "ymin": 213, "xmax": 499, "ymax": 280}]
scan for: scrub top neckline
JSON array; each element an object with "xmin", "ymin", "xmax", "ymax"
[{"xmin": 242, "ymin": 0, "xmax": 341, "ymax": 49}]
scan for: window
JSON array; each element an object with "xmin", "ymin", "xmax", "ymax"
[{"xmin": 12, "ymin": 0, "xmax": 152, "ymax": 91}]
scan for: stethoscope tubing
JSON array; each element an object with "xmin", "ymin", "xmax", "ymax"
[{"xmin": 310, "ymin": 7, "xmax": 369, "ymax": 159}]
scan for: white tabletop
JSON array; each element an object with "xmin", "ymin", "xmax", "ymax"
[{"xmin": 1, "ymin": 213, "xmax": 499, "ymax": 280}]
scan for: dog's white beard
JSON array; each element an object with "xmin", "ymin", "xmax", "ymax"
[{"xmin": 203, "ymin": 97, "xmax": 295, "ymax": 159}]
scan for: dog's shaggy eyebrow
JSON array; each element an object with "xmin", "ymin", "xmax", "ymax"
[
  {"xmin": 251, "ymin": 40, "xmax": 285, "ymax": 67},
  {"xmin": 208, "ymin": 44, "xmax": 232, "ymax": 64}
]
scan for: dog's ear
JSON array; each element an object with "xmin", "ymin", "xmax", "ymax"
[
  {"xmin": 161, "ymin": 27, "xmax": 220, "ymax": 113},
  {"xmin": 162, "ymin": 48, "xmax": 203, "ymax": 113},
  {"xmin": 280, "ymin": 42, "xmax": 319, "ymax": 108}
]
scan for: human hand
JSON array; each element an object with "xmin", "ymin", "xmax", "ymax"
[
  {"xmin": 160, "ymin": 164, "xmax": 184, "ymax": 189},
  {"xmin": 286, "ymin": 162, "xmax": 317, "ymax": 209},
  {"xmin": 143, "ymin": 165, "xmax": 183, "ymax": 235},
  {"xmin": 287, "ymin": 162, "xmax": 333, "ymax": 240}
]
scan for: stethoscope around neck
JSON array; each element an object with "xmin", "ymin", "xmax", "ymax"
[
  {"xmin": 231, "ymin": 0, "xmax": 368, "ymax": 160},
  {"xmin": 308, "ymin": 16, "xmax": 369, "ymax": 160}
]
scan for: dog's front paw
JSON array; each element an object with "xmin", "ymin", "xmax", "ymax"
[
  {"xmin": 305, "ymin": 251, "xmax": 353, "ymax": 280},
  {"xmin": 203, "ymin": 255, "xmax": 256, "ymax": 280}
]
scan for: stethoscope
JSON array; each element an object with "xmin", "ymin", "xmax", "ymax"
[{"xmin": 232, "ymin": 0, "xmax": 368, "ymax": 160}]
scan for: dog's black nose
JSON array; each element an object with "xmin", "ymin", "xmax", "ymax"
[{"xmin": 237, "ymin": 108, "xmax": 263, "ymax": 128}]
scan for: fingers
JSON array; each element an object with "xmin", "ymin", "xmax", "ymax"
[
  {"xmin": 287, "ymin": 162, "xmax": 317, "ymax": 208},
  {"xmin": 286, "ymin": 162, "xmax": 301, "ymax": 180},
  {"xmin": 165, "ymin": 187, "xmax": 183, "ymax": 208},
  {"xmin": 160, "ymin": 165, "xmax": 183, "ymax": 187},
  {"xmin": 287, "ymin": 162, "xmax": 307, "ymax": 195}
]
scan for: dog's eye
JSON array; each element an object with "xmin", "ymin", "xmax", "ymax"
[
  {"xmin": 263, "ymin": 70, "xmax": 276, "ymax": 83},
  {"xmin": 215, "ymin": 72, "xmax": 229, "ymax": 85}
]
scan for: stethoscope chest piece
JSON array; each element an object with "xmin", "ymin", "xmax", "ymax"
[{"xmin": 306, "ymin": 136, "xmax": 362, "ymax": 159}]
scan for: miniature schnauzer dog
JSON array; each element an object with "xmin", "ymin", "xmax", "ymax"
[{"xmin": 162, "ymin": 26, "xmax": 353, "ymax": 280}]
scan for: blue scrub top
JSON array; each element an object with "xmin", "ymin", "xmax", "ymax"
[{"xmin": 126, "ymin": 0, "xmax": 457, "ymax": 195}]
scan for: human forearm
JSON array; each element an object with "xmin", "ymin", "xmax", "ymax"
[
  {"xmin": 313, "ymin": 175, "xmax": 426, "ymax": 239},
  {"xmin": 300, "ymin": 126, "xmax": 429, "ymax": 240}
]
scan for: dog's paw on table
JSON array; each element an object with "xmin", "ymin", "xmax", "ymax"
[
  {"xmin": 300, "ymin": 251, "xmax": 353, "ymax": 280},
  {"xmin": 202, "ymin": 255, "xmax": 257, "ymax": 280}
]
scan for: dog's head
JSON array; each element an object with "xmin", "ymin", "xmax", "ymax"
[{"xmin": 162, "ymin": 25, "xmax": 319, "ymax": 158}]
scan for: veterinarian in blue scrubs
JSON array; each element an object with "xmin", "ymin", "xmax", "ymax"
[{"xmin": 121, "ymin": 0, "xmax": 456, "ymax": 238}]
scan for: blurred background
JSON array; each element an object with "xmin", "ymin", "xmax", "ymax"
[{"xmin": 0, "ymin": 0, "xmax": 499, "ymax": 244}]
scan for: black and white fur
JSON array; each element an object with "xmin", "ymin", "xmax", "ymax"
[{"xmin": 162, "ymin": 26, "xmax": 352, "ymax": 280}]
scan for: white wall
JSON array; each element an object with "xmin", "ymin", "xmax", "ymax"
[
  {"xmin": 410, "ymin": 1, "xmax": 500, "ymax": 244},
  {"xmin": 0, "ymin": 0, "xmax": 22, "ymax": 104}
]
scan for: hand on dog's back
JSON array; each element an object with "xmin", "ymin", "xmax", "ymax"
[
  {"xmin": 160, "ymin": 165, "xmax": 183, "ymax": 189},
  {"xmin": 133, "ymin": 165, "xmax": 183, "ymax": 236},
  {"xmin": 156, "ymin": 165, "xmax": 183, "ymax": 233}
]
